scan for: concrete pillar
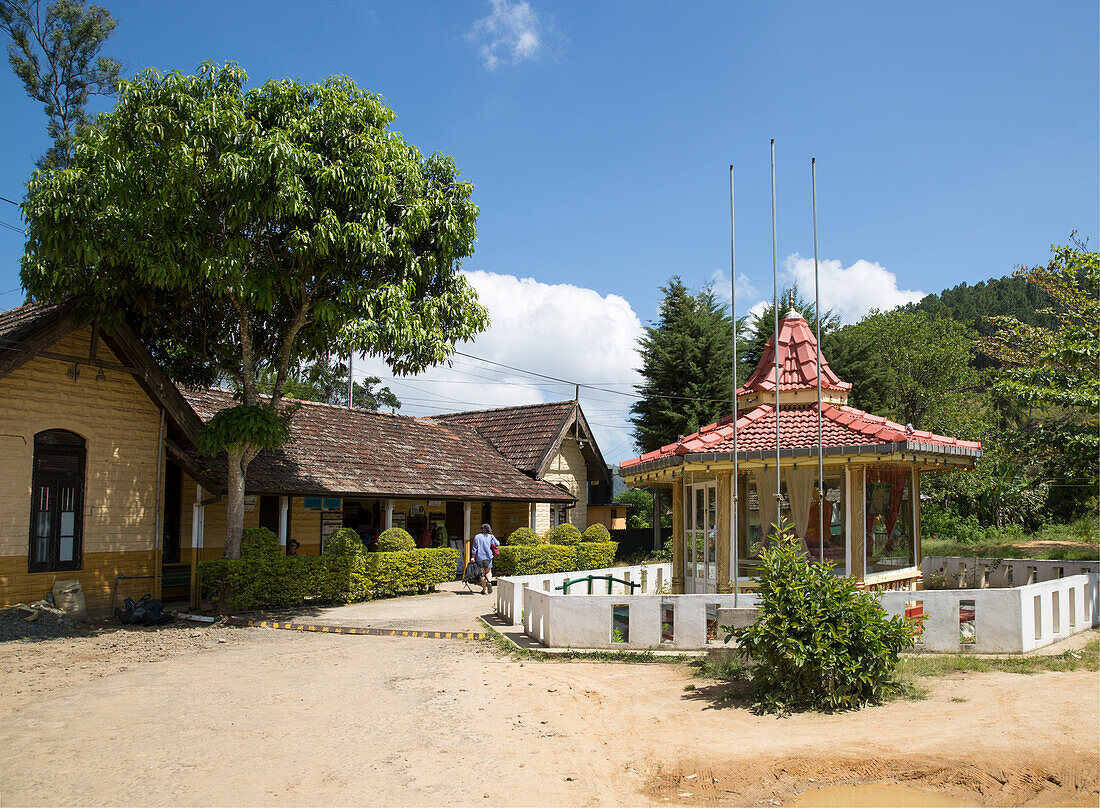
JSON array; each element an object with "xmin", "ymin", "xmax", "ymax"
[
  {"xmin": 278, "ymin": 496, "xmax": 289, "ymax": 546},
  {"xmin": 529, "ymin": 502, "xmax": 536, "ymax": 530},
  {"xmin": 716, "ymin": 472, "xmax": 732, "ymax": 593},
  {"xmin": 671, "ymin": 482, "xmax": 684, "ymax": 594},
  {"xmin": 463, "ymin": 501, "xmax": 472, "ymax": 567},
  {"xmin": 383, "ymin": 499, "xmax": 394, "ymax": 530}
]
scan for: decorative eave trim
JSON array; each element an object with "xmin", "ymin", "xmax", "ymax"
[{"xmin": 621, "ymin": 440, "xmax": 982, "ymax": 479}]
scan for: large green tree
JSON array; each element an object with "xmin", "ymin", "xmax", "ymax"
[
  {"xmin": 981, "ymin": 241, "xmax": 1099, "ymax": 520},
  {"xmin": 631, "ymin": 277, "xmax": 734, "ymax": 452},
  {"xmin": 21, "ymin": 63, "xmax": 487, "ymax": 557},
  {"xmin": 256, "ymin": 357, "xmax": 401, "ymax": 411},
  {"xmin": 1, "ymin": 0, "xmax": 121, "ymax": 169}
]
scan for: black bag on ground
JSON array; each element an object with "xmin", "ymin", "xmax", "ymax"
[{"xmin": 114, "ymin": 594, "xmax": 173, "ymax": 626}]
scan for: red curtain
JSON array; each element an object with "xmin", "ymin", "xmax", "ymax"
[{"xmin": 866, "ymin": 467, "xmax": 907, "ymax": 552}]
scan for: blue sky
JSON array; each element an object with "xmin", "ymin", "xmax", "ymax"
[{"xmin": 0, "ymin": 1, "xmax": 1096, "ymax": 461}]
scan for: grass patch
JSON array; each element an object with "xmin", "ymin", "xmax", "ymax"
[
  {"xmin": 898, "ymin": 638, "xmax": 1100, "ymax": 677},
  {"xmin": 923, "ymin": 539, "xmax": 1099, "ymax": 561}
]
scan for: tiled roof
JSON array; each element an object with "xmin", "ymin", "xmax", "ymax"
[
  {"xmin": 0, "ymin": 299, "xmax": 62, "ymax": 343},
  {"xmin": 432, "ymin": 401, "xmax": 576, "ymax": 475},
  {"xmin": 621, "ymin": 403, "xmax": 982, "ymax": 469},
  {"xmin": 739, "ymin": 310, "xmax": 852, "ymax": 394},
  {"xmin": 181, "ymin": 388, "xmax": 575, "ymax": 503}
]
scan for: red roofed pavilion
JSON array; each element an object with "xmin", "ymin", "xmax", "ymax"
[{"xmin": 621, "ymin": 306, "xmax": 981, "ymax": 593}]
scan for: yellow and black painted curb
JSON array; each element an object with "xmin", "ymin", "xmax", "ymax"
[{"xmin": 224, "ymin": 616, "xmax": 485, "ymax": 641}]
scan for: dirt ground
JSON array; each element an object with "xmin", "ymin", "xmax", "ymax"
[{"xmin": 0, "ymin": 598, "xmax": 1097, "ymax": 807}]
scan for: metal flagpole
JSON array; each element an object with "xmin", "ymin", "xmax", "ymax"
[
  {"xmin": 770, "ymin": 140, "xmax": 781, "ymax": 530},
  {"xmin": 729, "ymin": 164, "xmax": 739, "ymax": 605},
  {"xmin": 812, "ymin": 158, "xmax": 824, "ymax": 564},
  {"xmin": 347, "ymin": 354, "xmax": 354, "ymax": 408}
]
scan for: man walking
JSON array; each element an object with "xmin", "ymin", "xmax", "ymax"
[{"xmin": 471, "ymin": 523, "xmax": 499, "ymax": 595}]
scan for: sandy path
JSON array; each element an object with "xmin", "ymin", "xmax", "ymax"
[{"xmin": 0, "ymin": 622, "xmax": 1096, "ymax": 807}]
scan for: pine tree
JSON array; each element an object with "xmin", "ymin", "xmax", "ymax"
[{"xmin": 630, "ymin": 277, "xmax": 734, "ymax": 453}]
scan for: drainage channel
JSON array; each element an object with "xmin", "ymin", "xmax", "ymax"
[{"xmin": 225, "ymin": 617, "xmax": 486, "ymax": 640}]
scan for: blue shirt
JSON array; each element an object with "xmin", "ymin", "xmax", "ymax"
[{"xmin": 472, "ymin": 532, "xmax": 497, "ymax": 561}]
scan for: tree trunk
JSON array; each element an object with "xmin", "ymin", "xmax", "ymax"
[{"xmin": 224, "ymin": 448, "xmax": 247, "ymax": 559}]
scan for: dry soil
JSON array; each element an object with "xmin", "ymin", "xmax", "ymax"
[{"xmin": 0, "ymin": 596, "xmax": 1096, "ymax": 807}]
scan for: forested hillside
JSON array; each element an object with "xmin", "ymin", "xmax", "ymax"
[{"xmin": 902, "ymin": 274, "xmax": 1055, "ymax": 337}]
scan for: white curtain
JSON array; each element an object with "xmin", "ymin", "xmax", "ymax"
[
  {"xmin": 754, "ymin": 471, "xmax": 778, "ymax": 541},
  {"xmin": 786, "ymin": 468, "xmax": 816, "ymax": 540}
]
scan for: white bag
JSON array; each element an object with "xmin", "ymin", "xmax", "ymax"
[{"xmin": 51, "ymin": 579, "xmax": 88, "ymax": 622}]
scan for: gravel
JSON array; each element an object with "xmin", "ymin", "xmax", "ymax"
[{"xmin": 0, "ymin": 604, "xmax": 90, "ymax": 643}]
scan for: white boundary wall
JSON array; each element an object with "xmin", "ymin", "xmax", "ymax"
[
  {"xmin": 923, "ymin": 556, "xmax": 1098, "ymax": 588},
  {"xmin": 499, "ymin": 564, "xmax": 1098, "ymax": 653},
  {"xmin": 495, "ymin": 563, "xmax": 673, "ymax": 626},
  {"xmin": 879, "ymin": 573, "xmax": 1098, "ymax": 653}
]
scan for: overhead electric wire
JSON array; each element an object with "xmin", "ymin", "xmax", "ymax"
[{"xmin": 0, "ymin": 219, "xmax": 26, "ymax": 234}]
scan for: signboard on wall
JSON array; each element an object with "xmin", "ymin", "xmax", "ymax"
[
  {"xmin": 323, "ymin": 497, "xmax": 342, "ymax": 511},
  {"xmin": 320, "ymin": 512, "xmax": 343, "ymax": 550},
  {"xmin": 243, "ymin": 495, "xmax": 258, "ymax": 512},
  {"xmin": 304, "ymin": 496, "xmax": 322, "ymax": 510}
]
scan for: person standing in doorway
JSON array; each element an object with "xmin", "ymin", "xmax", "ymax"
[{"xmin": 471, "ymin": 523, "xmax": 499, "ymax": 595}]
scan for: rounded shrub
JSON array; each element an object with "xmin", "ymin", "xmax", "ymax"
[
  {"xmin": 546, "ymin": 523, "xmax": 582, "ymax": 546},
  {"xmin": 376, "ymin": 527, "xmax": 416, "ymax": 552},
  {"xmin": 580, "ymin": 523, "xmax": 611, "ymax": 543},
  {"xmin": 506, "ymin": 527, "xmax": 541, "ymax": 545},
  {"xmin": 323, "ymin": 527, "xmax": 365, "ymax": 557},
  {"xmin": 730, "ymin": 531, "xmax": 915, "ymax": 713},
  {"xmin": 241, "ymin": 527, "xmax": 280, "ymax": 559}
]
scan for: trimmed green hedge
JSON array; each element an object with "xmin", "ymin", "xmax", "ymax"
[
  {"xmin": 546, "ymin": 523, "xmax": 582, "ymax": 545},
  {"xmin": 377, "ymin": 527, "xmax": 416, "ymax": 551},
  {"xmin": 493, "ymin": 541, "xmax": 617, "ymax": 576},
  {"xmin": 506, "ymin": 526, "xmax": 541, "ymax": 545},
  {"xmin": 581, "ymin": 523, "xmax": 611, "ymax": 543},
  {"xmin": 200, "ymin": 545, "xmax": 458, "ymax": 611}
]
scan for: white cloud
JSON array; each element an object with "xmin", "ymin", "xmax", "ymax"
[
  {"xmin": 782, "ymin": 253, "xmax": 925, "ymax": 324},
  {"xmin": 708, "ymin": 269, "xmax": 758, "ymax": 313},
  {"xmin": 357, "ymin": 270, "xmax": 644, "ymax": 464},
  {"xmin": 467, "ymin": 0, "xmax": 545, "ymax": 70}
]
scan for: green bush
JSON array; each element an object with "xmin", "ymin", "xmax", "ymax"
[
  {"xmin": 200, "ymin": 547, "xmax": 458, "ymax": 610},
  {"xmin": 546, "ymin": 523, "xmax": 582, "ymax": 545},
  {"xmin": 377, "ymin": 527, "xmax": 415, "ymax": 551},
  {"xmin": 323, "ymin": 528, "xmax": 365, "ymax": 556},
  {"xmin": 729, "ymin": 533, "xmax": 914, "ymax": 714},
  {"xmin": 241, "ymin": 526, "xmax": 280, "ymax": 559},
  {"xmin": 580, "ymin": 523, "xmax": 611, "ymax": 543},
  {"xmin": 506, "ymin": 526, "xmax": 541, "ymax": 545},
  {"xmin": 493, "ymin": 541, "xmax": 618, "ymax": 576}
]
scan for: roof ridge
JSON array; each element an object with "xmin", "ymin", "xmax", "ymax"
[
  {"xmin": 432, "ymin": 399, "xmax": 576, "ymax": 419},
  {"xmin": 183, "ymin": 386, "xmax": 427, "ymax": 424}
]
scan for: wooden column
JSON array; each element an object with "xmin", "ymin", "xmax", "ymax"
[
  {"xmin": 848, "ymin": 465, "xmax": 866, "ymax": 582},
  {"xmin": 716, "ymin": 472, "xmax": 732, "ymax": 593},
  {"xmin": 671, "ymin": 482, "xmax": 684, "ymax": 594},
  {"xmin": 913, "ymin": 466, "xmax": 922, "ymax": 572}
]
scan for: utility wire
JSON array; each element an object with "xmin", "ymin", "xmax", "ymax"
[
  {"xmin": 0, "ymin": 219, "xmax": 26, "ymax": 235},
  {"xmin": 0, "ymin": 194, "xmax": 21, "ymax": 207}
]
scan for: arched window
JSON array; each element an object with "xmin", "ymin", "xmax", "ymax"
[{"xmin": 29, "ymin": 429, "xmax": 85, "ymax": 573}]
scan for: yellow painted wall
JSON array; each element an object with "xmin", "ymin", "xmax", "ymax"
[
  {"xmin": 0, "ymin": 326, "xmax": 162, "ymax": 609},
  {"xmin": 543, "ymin": 438, "xmax": 588, "ymax": 528},
  {"xmin": 490, "ymin": 501, "xmax": 530, "ymax": 538}
]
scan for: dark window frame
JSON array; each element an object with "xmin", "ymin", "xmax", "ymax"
[{"xmin": 28, "ymin": 429, "xmax": 86, "ymax": 573}]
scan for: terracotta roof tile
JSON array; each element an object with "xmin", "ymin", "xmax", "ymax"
[
  {"xmin": 0, "ymin": 299, "xmax": 63, "ymax": 342},
  {"xmin": 738, "ymin": 311, "xmax": 853, "ymax": 395},
  {"xmin": 621, "ymin": 403, "xmax": 981, "ymax": 468},
  {"xmin": 432, "ymin": 401, "xmax": 576, "ymax": 475},
  {"xmin": 182, "ymin": 388, "xmax": 575, "ymax": 503}
]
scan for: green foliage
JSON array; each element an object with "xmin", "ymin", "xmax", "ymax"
[
  {"xmin": 200, "ymin": 547, "xmax": 458, "ymax": 610},
  {"xmin": 505, "ymin": 527, "xmax": 541, "ymax": 546},
  {"xmin": 493, "ymin": 542, "xmax": 618, "ymax": 576},
  {"xmin": 20, "ymin": 61, "xmax": 487, "ymax": 556},
  {"xmin": 729, "ymin": 533, "xmax": 914, "ymax": 713},
  {"xmin": 581, "ymin": 523, "xmax": 611, "ymax": 543},
  {"xmin": 0, "ymin": 0, "xmax": 122, "ymax": 169},
  {"xmin": 616, "ymin": 487, "xmax": 653, "ymax": 529},
  {"xmin": 377, "ymin": 527, "xmax": 415, "ymax": 552},
  {"xmin": 630, "ymin": 277, "xmax": 736, "ymax": 452},
  {"xmin": 322, "ymin": 527, "xmax": 365, "ymax": 557},
  {"xmin": 546, "ymin": 523, "xmax": 582, "ymax": 546},
  {"xmin": 256, "ymin": 357, "xmax": 400, "ymax": 411},
  {"xmin": 197, "ymin": 402, "xmax": 293, "ymax": 455},
  {"xmin": 240, "ymin": 526, "xmax": 280, "ymax": 559}
]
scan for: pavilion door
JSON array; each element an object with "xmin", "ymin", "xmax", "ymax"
[{"xmin": 684, "ymin": 480, "xmax": 717, "ymax": 594}]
